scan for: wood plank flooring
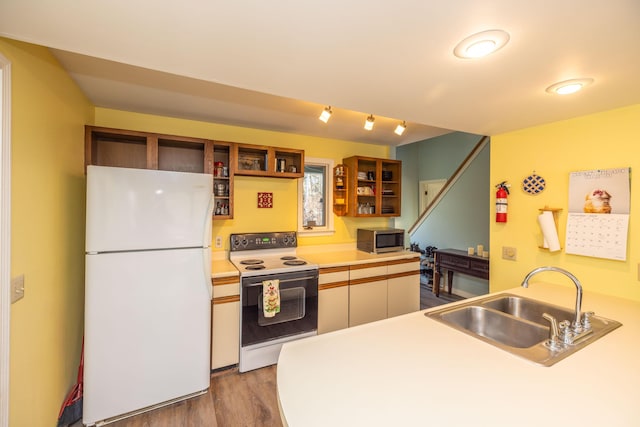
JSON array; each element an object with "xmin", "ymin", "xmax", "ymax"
[
  {"xmin": 208, "ymin": 366, "xmax": 282, "ymax": 427},
  {"xmin": 74, "ymin": 366, "xmax": 282, "ymax": 427},
  {"xmin": 420, "ymin": 275, "xmax": 465, "ymax": 309}
]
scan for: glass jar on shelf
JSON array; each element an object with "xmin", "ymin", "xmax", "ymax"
[{"xmin": 214, "ymin": 161, "xmax": 224, "ymax": 177}]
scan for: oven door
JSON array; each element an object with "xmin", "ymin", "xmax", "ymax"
[{"xmin": 241, "ymin": 269, "xmax": 318, "ymax": 348}]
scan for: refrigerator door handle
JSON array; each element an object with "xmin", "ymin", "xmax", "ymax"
[
  {"xmin": 203, "ymin": 248, "xmax": 212, "ymax": 300},
  {"xmin": 203, "ymin": 193, "xmax": 215, "ymax": 248}
]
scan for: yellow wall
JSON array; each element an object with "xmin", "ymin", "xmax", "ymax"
[
  {"xmin": 1, "ymin": 38, "xmax": 92, "ymax": 426},
  {"xmin": 93, "ymin": 108, "xmax": 392, "ymax": 249},
  {"xmin": 490, "ymin": 104, "xmax": 640, "ymax": 302}
]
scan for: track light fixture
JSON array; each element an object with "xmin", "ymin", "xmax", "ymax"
[
  {"xmin": 319, "ymin": 106, "xmax": 332, "ymax": 123},
  {"xmin": 316, "ymin": 109, "xmax": 405, "ymax": 135},
  {"xmin": 364, "ymin": 114, "xmax": 375, "ymax": 131},
  {"xmin": 394, "ymin": 121, "xmax": 407, "ymax": 136}
]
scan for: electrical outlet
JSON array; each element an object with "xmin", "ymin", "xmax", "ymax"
[
  {"xmin": 11, "ymin": 274, "xmax": 25, "ymax": 304},
  {"xmin": 215, "ymin": 236, "xmax": 222, "ymax": 248},
  {"xmin": 502, "ymin": 246, "xmax": 517, "ymax": 261}
]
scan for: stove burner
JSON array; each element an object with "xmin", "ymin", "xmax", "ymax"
[
  {"xmin": 280, "ymin": 256, "xmax": 297, "ymax": 261},
  {"xmin": 246, "ymin": 265, "xmax": 266, "ymax": 270},
  {"xmin": 284, "ymin": 260, "xmax": 307, "ymax": 266},
  {"xmin": 240, "ymin": 259, "xmax": 264, "ymax": 265}
]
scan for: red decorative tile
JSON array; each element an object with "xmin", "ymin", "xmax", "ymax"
[{"xmin": 257, "ymin": 192, "xmax": 273, "ymax": 208}]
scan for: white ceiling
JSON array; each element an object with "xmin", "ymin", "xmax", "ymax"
[{"xmin": 1, "ymin": 1, "xmax": 639, "ymax": 146}]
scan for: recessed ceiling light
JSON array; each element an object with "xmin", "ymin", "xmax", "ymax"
[
  {"xmin": 546, "ymin": 78, "xmax": 594, "ymax": 95},
  {"xmin": 454, "ymin": 29, "xmax": 510, "ymax": 59}
]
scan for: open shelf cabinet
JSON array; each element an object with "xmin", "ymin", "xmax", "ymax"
[
  {"xmin": 333, "ymin": 164, "xmax": 348, "ymax": 216},
  {"xmin": 342, "ymin": 156, "xmax": 402, "ymax": 217}
]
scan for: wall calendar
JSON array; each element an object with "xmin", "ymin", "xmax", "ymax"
[{"xmin": 565, "ymin": 168, "xmax": 630, "ymax": 261}]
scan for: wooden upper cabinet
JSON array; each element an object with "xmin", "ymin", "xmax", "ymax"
[
  {"xmin": 212, "ymin": 141, "xmax": 235, "ymax": 220},
  {"xmin": 85, "ymin": 126, "xmax": 150, "ymax": 170},
  {"xmin": 85, "ymin": 126, "xmax": 305, "ymax": 221},
  {"xmin": 234, "ymin": 143, "xmax": 304, "ymax": 178},
  {"xmin": 85, "ymin": 126, "xmax": 213, "ymax": 175},
  {"xmin": 157, "ymin": 135, "xmax": 213, "ymax": 174},
  {"xmin": 342, "ymin": 156, "xmax": 402, "ymax": 217},
  {"xmin": 333, "ymin": 164, "xmax": 348, "ymax": 217}
]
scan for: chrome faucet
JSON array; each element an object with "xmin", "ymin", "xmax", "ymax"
[{"xmin": 521, "ymin": 266, "xmax": 583, "ymax": 331}]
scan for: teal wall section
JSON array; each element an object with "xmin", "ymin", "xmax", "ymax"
[
  {"xmin": 396, "ymin": 132, "xmax": 482, "ymax": 231},
  {"xmin": 396, "ymin": 132, "xmax": 490, "ymax": 297}
]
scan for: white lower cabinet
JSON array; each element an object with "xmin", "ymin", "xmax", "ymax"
[
  {"xmin": 349, "ymin": 261, "xmax": 388, "ymax": 327},
  {"xmin": 349, "ymin": 278, "xmax": 388, "ymax": 327},
  {"xmin": 318, "ymin": 266, "xmax": 350, "ymax": 334},
  {"xmin": 319, "ymin": 256, "xmax": 421, "ymax": 332},
  {"xmin": 387, "ymin": 258, "xmax": 420, "ymax": 317},
  {"xmin": 211, "ymin": 276, "xmax": 240, "ymax": 370}
]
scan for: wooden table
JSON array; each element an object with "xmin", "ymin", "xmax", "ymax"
[{"xmin": 432, "ymin": 249, "xmax": 489, "ymax": 297}]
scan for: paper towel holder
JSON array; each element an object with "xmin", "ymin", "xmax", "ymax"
[{"xmin": 538, "ymin": 206, "xmax": 562, "ymax": 250}]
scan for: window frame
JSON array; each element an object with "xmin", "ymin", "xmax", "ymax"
[{"xmin": 297, "ymin": 157, "xmax": 335, "ymax": 236}]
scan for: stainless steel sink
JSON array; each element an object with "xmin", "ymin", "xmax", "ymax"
[
  {"xmin": 482, "ymin": 295, "xmax": 575, "ymax": 324},
  {"xmin": 440, "ymin": 306, "xmax": 548, "ymax": 348},
  {"xmin": 425, "ymin": 293, "xmax": 622, "ymax": 366}
]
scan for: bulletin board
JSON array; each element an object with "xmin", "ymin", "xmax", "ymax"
[{"xmin": 565, "ymin": 167, "xmax": 630, "ymax": 261}]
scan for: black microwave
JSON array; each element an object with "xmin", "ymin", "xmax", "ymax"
[{"xmin": 357, "ymin": 228, "xmax": 405, "ymax": 254}]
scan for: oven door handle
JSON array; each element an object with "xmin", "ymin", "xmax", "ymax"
[{"xmin": 244, "ymin": 275, "xmax": 317, "ymax": 287}]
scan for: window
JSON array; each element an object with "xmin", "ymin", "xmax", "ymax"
[{"xmin": 298, "ymin": 157, "xmax": 334, "ymax": 236}]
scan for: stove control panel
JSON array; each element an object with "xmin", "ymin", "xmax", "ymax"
[{"xmin": 230, "ymin": 231, "xmax": 297, "ymax": 251}]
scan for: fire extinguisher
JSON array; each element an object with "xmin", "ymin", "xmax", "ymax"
[{"xmin": 495, "ymin": 181, "xmax": 510, "ymax": 223}]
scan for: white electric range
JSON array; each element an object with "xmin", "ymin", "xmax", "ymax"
[{"xmin": 229, "ymin": 231, "xmax": 318, "ymax": 372}]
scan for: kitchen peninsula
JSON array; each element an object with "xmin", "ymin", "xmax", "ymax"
[{"xmin": 277, "ymin": 282, "xmax": 640, "ymax": 426}]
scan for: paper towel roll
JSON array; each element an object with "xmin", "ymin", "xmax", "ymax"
[{"xmin": 538, "ymin": 211, "xmax": 561, "ymax": 252}]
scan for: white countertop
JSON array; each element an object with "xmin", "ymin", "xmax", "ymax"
[
  {"xmin": 298, "ymin": 246, "xmax": 420, "ymax": 268},
  {"xmin": 211, "ymin": 258, "xmax": 239, "ymax": 278},
  {"xmin": 212, "ymin": 246, "xmax": 420, "ymax": 277},
  {"xmin": 277, "ymin": 283, "xmax": 640, "ymax": 427}
]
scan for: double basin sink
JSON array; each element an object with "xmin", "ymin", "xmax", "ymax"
[{"xmin": 425, "ymin": 293, "xmax": 621, "ymax": 366}]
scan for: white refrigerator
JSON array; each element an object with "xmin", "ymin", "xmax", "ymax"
[{"xmin": 83, "ymin": 166, "xmax": 214, "ymax": 426}]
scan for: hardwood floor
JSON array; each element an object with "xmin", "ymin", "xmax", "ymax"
[
  {"xmin": 420, "ymin": 274, "xmax": 465, "ymax": 309},
  {"xmin": 209, "ymin": 366, "xmax": 282, "ymax": 427},
  {"xmin": 74, "ymin": 366, "xmax": 282, "ymax": 427}
]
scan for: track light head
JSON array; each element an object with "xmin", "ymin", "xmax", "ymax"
[
  {"xmin": 394, "ymin": 121, "xmax": 406, "ymax": 136},
  {"xmin": 364, "ymin": 114, "xmax": 375, "ymax": 131},
  {"xmin": 319, "ymin": 106, "xmax": 332, "ymax": 123}
]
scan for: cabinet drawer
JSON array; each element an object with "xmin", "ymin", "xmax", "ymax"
[
  {"xmin": 213, "ymin": 283, "xmax": 240, "ymax": 298},
  {"xmin": 470, "ymin": 260, "xmax": 489, "ymax": 278},
  {"xmin": 350, "ymin": 267, "xmax": 387, "ymax": 281},
  {"xmin": 319, "ymin": 268, "xmax": 349, "ymax": 285},
  {"xmin": 439, "ymin": 255, "xmax": 470, "ymax": 270},
  {"xmin": 349, "ymin": 263, "xmax": 387, "ymax": 280},
  {"xmin": 387, "ymin": 259, "xmax": 419, "ymax": 275}
]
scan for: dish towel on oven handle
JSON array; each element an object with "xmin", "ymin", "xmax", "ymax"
[{"xmin": 263, "ymin": 279, "xmax": 281, "ymax": 318}]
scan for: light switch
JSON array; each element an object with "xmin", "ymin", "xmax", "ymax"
[
  {"xmin": 11, "ymin": 274, "xmax": 25, "ymax": 303},
  {"xmin": 502, "ymin": 246, "xmax": 517, "ymax": 261}
]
